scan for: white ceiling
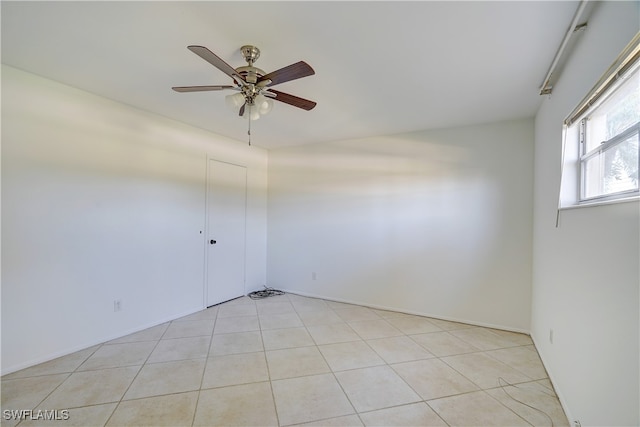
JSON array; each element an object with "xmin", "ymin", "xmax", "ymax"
[{"xmin": 1, "ymin": 1, "xmax": 581, "ymax": 149}]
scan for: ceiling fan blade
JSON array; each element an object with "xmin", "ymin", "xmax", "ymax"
[
  {"xmin": 187, "ymin": 45, "xmax": 246, "ymax": 85},
  {"xmin": 172, "ymin": 85, "xmax": 235, "ymax": 93},
  {"xmin": 267, "ymin": 89, "xmax": 317, "ymax": 111},
  {"xmin": 258, "ymin": 61, "xmax": 315, "ymax": 87}
]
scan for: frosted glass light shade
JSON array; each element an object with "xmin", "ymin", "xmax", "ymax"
[
  {"xmin": 242, "ymin": 104, "xmax": 261, "ymax": 121},
  {"xmin": 254, "ymin": 94, "xmax": 274, "ymax": 115},
  {"xmin": 225, "ymin": 92, "xmax": 245, "ymax": 110}
]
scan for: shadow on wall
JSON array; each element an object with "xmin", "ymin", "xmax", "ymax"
[{"xmin": 267, "ymin": 123, "xmax": 532, "ymax": 330}]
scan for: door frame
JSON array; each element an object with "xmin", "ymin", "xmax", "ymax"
[{"xmin": 203, "ymin": 156, "xmax": 248, "ymax": 308}]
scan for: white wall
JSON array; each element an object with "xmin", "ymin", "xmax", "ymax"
[
  {"xmin": 531, "ymin": 2, "xmax": 639, "ymax": 426},
  {"xmin": 1, "ymin": 66, "xmax": 268, "ymax": 374},
  {"xmin": 267, "ymin": 118, "xmax": 534, "ymax": 331}
]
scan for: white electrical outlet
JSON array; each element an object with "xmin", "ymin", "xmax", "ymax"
[
  {"xmin": 114, "ymin": 299, "xmax": 122, "ymax": 312},
  {"xmin": 574, "ymin": 420, "xmax": 581, "ymax": 427}
]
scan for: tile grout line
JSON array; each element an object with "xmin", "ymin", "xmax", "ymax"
[
  {"xmin": 290, "ymin": 295, "xmax": 361, "ymax": 426},
  {"xmin": 3, "ymin": 295, "xmax": 562, "ymax": 427},
  {"xmin": 191, "ymin": 302, "xmax": 224, "ymax": 427},
  {"xmin": 255, "ymin": 297, "xmax": 282, "ymax": 427},
  {"xmin": 276, "ymin": 296, "xmax": 449, "ymax": 425},
  {"xmin": 326, "ymin": 303, "xmax": 542, "ymax": 425},
  {"xmin": 12, "ymin": 342, "xmax": 106, "ymax": 426},
  {"xmin": 433, "ymin": 340, "xmax": 541, "ymax": 427},
  {"xmin": 296, "ymin": 298, "xmax": 448, "ymax": 426},
  {"xmin": 102, "ymin": 321, "xmax": 173, "ymax": 427},
  {"xmin": 363, "ymin": 319, "xmax": 453, "ymax": 426}
]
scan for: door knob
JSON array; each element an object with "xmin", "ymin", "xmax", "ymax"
[{"xmin": 210, "ymin": 239, "xmax": 217, "ymax": 245}]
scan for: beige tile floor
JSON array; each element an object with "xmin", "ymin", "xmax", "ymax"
[{"xmin": 2, "ymin": 294, "xmax": 569, "ymax": 426}]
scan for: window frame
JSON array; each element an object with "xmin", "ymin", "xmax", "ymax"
[
  {"xmin": 578, "ymin": 118, "xmax": 640, "ymax": 203},
  {"xmin": 562, "ymin": 32, "xmax": 640, "ymax": 207}
]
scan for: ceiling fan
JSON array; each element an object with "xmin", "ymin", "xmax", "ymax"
[{"xmin": 172, "ymin": 45, "xmax": 316, "ymax": 144}]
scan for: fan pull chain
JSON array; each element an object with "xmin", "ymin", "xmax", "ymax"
[{"xmin": 247, "ymin": 105, "xmax": 252, "ymax": 146}]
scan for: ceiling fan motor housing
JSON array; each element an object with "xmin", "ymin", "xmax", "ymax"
[
  {"xmin": 235, "ymin": 66, "xmax": 265, "ymax": 84},
  {"xmin": 237, "ymin": 45, "xmax": 264, "ymax": 84}
]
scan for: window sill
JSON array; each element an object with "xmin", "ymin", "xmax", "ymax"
[{"xmin": 560, "ymin": 194, "xmax": 640, "ymax": 211}]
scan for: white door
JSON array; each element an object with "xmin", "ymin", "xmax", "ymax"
[{"xmin": 206, "ymin": 159, "xmax": 247, "ymax": 306}]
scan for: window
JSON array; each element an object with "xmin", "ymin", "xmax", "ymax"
[
  {"xmin": 563, "ymin": 33, "xmax": 640, "ymax": 205},
  {"xmin": 580, "ymin": 66, "xmax": 639, "ymax": 201}
]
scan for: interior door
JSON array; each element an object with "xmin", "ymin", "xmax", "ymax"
[{"xmin": 206, "ymin": 159, "xmax": 247, "ymax": 306}]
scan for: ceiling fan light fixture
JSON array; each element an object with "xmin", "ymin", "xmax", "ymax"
[
  {"xmin": 255, "ymin": 94, "xmax": 273, "ymax": 115},
  {"xmin": 225, "ymin": 92, "xmax": 245, "ymax": 110},
  {"xmin": 174, "ymin": 44, "xmax": 316, "ymax": 143},
  {"xmin": 242, "ymin": 104, "xmax": 261, "ymax": 121}
]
